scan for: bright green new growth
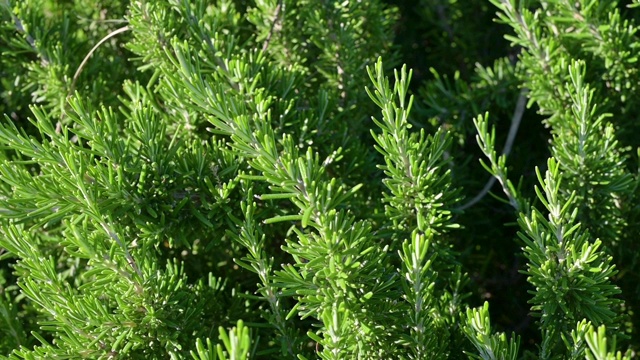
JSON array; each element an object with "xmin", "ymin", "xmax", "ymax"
[
  {"xmin": 1, "ymin": 0, "xmax": 640, "ymax": 359},
  {"xmin": 463, "ymin": 302, "xmax": 519, "ymax": 360}
]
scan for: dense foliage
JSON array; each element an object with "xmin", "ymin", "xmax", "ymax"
[{"xmin": 1, "ymin": 0, "xmax": 640, "ymax": 358}]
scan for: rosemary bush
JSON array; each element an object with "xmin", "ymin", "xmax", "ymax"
[{"xmin": 1, "ymin": 0, "xmax": 639, "ymax": 358}]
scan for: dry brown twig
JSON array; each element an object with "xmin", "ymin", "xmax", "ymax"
[
  {"xmin": 262, "ymin": 0, "xmax": 284, "ymax": 52},
  {"xmin": 456, "ymin": 88, "xmax": 528, "ymax": 211},
  {"xmin": 69, "ymin": 25, "xmax": 131, "ymax": 96}
]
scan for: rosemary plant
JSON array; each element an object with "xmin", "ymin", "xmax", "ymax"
[{"xmin": 1, "ymin": 0, "xmax": 639, "ymax": 358}]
